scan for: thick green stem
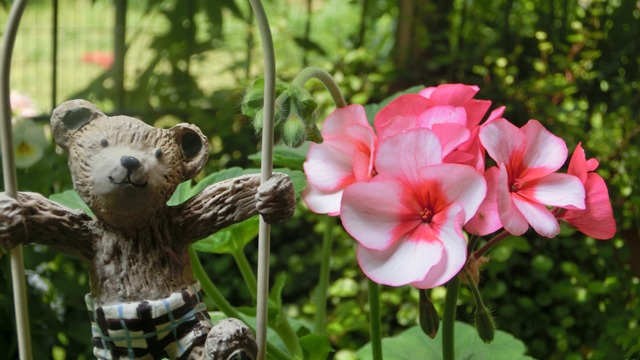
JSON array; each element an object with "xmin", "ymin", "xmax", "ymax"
[
  {"xmin": 290, "ymin": 66, "xmax": 347, "ymax": 108},
  {"xmin": 189, "ymin": 248, "xmax": 294, "ymax": 360},
  {"xmin": 190, "ymin": 247, "xmax": 242, "ymax": 318},
  {"xmin": 313, "ymin": 216, "xmax": 334, "ymax": 333},
  {"xmin": 274, "ymin": 312, "xmax": 303, "ymax": 359},
  {"xmin": 232, "ymin": 250, "xmax": 258, "ymax": 301},
  {"xmin": 473, "ymin": 230, "xmax": 510, "ymax": 259},
  {"xmin": 248, "ymin": 1, "xmax": 276, "ymax": 359},
  {"xmin": 442, "ymin": 277, "xmax": 461, "ymax": 360},
  {"xmin": 368, "ymin": 279, "xmax": 383, "ymax": 360}
]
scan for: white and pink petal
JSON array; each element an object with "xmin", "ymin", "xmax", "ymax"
[{"xmin": 357, "ymin": 226, "xmax": 444, "ymax": 287}]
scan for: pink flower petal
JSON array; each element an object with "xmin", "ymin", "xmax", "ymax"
[
  {"xmin": 418, "ymin": 163, "xmax": 486, "ymax": 223},
  {"xmin": 431, "ymin": 123, "xmax": 470, "ymax": 157},
  {"xmin": 561, "ymin": 173, "xmax": 616, "ymax": 240},
  {"xmin": 357, "ymin": 226, "xmax": 444, "ymax": 286},
  {"xmin": 341, "ymin": 179, "xmax": 416, "ymax": 250},
  {"xmin": 301, "ymin": 185, "xmax": 343, "ymax": 216},
  {"xmin": 411, "ymin": 205, "xmax": 468, "ymax": 288},
  {"xmin": 484, "ymin": 106, "xmax": 505, "ymax": 124},
  {"xmin": 465, "ymin": 166, "xmax": 502, "ymax": 236},
  {"xmin": 479, "ymin": 119, "xmax": 525, "ymax": 165},
  {"xmin": 426, "ymin": 84, "xmax": 480, "ymax": 106},
  {"xmin": 304, "ymin": 123, "xmax": 375, "ymax": 192},
  {"xmin": 519, "ymin": 173, "xmax": 585, "ymax": 209},
  {"xmin": 497, "ymin": 164, "xmax": 529, "ymax": 235},
  {"xmin": 418, "ymin": 87, "xmax": 436, "ymax": 98},
  {"xmin": 374, "ymin": 94, "xmax": 432, "ymax": 139},
  {"xmin": 416, "ymin": 106, "xmax": 467, "ymax": 127},
  {"xmin": 464, "ymin": 99, "xmax": 492, "ymax": 129},
  {"xmin": 512, "ymin": 194, "xmax": 560, "ymax": 237},
  {"xmin": 375, "ymin": 128, "xmax": 443, "ymax": 184},
  {"xmin": 322, "ymin": 104, "xmax": 370, "ymax": 138},
  {"xmin": 521, "ymin": 120, "xmax": 568, "ymax": 174},
  {"xmin": 568, "ymin": 142, "xmax": 588, "ymax": 183}
]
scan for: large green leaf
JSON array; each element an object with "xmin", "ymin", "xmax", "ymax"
[
  {"xmin": 357, "ymin": 322, "xmax": 533, "ymax": 360},
  {"xmin": 300, "ymin": 333, "xmax": 333, "ymax": 360},
  {"xmin": 191, "ymin": 217, "xmax": 259, "ymax": 254},
  {"xmin": 249, "ymin": 143, "xmax": 310, "ymax": 171},
  {"xmin": 49, "ymin": 190, "xmax": 94, "ymax": 217}
]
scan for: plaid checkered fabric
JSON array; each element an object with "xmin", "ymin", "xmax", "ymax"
[{"xmin": 85, "ymin": 282, "xmax": 213, "ymax": 360}]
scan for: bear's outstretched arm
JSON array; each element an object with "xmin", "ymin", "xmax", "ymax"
[
  {"xmin": 0, "ymin": 192, "xmax": 94, "ymax": 261},
  {"xmin": 172, "ymin": 173, "xmax": 295, "ymax": 246}
]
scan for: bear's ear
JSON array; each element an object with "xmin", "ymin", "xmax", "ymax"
[
  {"xmin": 171, "ymin": 124, "xmax": 209, "ymax": 180},
  {"xmin": 50, "ymin": 100, "xmax": 105, "ymax": 149}
]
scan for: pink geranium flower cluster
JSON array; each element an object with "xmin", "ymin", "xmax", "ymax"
[{"xmin": 302, "ymin": 84, "xmax": 616, "ymax": 289}]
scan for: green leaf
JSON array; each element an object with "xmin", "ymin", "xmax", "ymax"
[
  {"xmin": 268, "ymin": 273, "xmax": 288, "ymax": 325},
  {"xmin": 167, "ymin": 180, "xmax": 193, "ymax": 206},
  {"xmin": 191, "ymin": 217, "xmax": 259, "ymax": 254},
  {"xmin": 356, "ymin": 322, "xmax": 533, "ymax": 360},
  {"xmin": 249, "ymin": 144, "xmax": 309, "ymax": 170},
  {"xmin": 189, "ymin": 167, "xmax": 250, "ymax": 197},
  {"xmin": 363, "ymin": 85, "xmax": 426, "ymax": 124},
  {"xmin": 49, "ymin": 190, "xmax": 94, "ymax": 217},
  {"xmin": 300, "ymin": 333, "xmax": 333, "ymax": 360}
]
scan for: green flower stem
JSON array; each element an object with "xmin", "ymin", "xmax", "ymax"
[
  {"xmin": 368, "ymin": 278, "xmax": 383, "ymax": 360},
  {"xmin": 472, "ymin": 230, "xmax": 510, "ymax": 259},
  {"xmin": 232, "ymin": 250, "xmax": 258, "ymax": 301},
  {"xmin": 313, "ymin": 216, "xmax": 334, "ymax": 333},
  {"xmin": 442, "ymin": 277, "xmax": 461, "ymax": 360},
  {"xmin": 467, "ymin": 234, "xmax": 479, "ymax": 253},
  {"xmin": 190, "ymin": 247, "xmax": 243, "ymax": 318},
  {"xmin": 248, "ymin": 0, "xmax": 276, "ymax": 359},
  {"xmin": 273, "ymin": 311, "xmax": 303, "ymax": 359},
  {"xmin": 464, "ymin": 268, "xmax": 486, "ymax": 308},
  {"xmin": 189, "ymin": 248, "xmax": 294, "ymax": 360},
  {"xmin": 290, "ymin": 66, "xmax": 347, "ymax": 108},
  {"xmin": 1, "ymin": 1, "xmax": 33, "ymax": 359}
]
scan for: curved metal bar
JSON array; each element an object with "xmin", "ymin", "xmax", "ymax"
[
  {"xmin": 247, "ymin": 1, "xmax": 275, "ymax": 359},
  {"xmin": 0, "ymin": 0, "xmax": 33, "ymax": 359}
]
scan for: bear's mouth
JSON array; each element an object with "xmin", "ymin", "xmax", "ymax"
[{"xmin": 108, "ymin": 175, "xmax": 148, "ymax": 188}]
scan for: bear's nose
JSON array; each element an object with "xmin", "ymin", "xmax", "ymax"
[{"xmin": 120, "ymin": 156, "xmax": 141, "ymax": 170}]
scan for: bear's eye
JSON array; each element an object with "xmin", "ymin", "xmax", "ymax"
[
  {"xmin": 155, "ymin": 149, "xmax": 162, "ymax": 159},
  {"xmin": 100, "ymin": 139, "xmax": 109, "ymax": 147}
]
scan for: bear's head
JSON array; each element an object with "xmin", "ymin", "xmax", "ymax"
[{"xmin": 51, "ymin": 100, "xmax": 209, "ymax": 229}]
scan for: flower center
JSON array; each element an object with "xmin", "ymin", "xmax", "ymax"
[
  {"xmin": 420, "ymin": 207, "xmax": 434, "ymax": 223},
  {"xmin": 510, "ymin": 178, "xmax": 524, "ymax": 192}
]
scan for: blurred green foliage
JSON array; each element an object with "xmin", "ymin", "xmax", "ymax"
[{"xmin": 1, "ymin": 0, "xmax": 639, "ymax": 359}]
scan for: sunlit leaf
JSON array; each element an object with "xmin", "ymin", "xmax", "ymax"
[
  {"xmin": 49, "ymin": 190, "xmax": 93, "ymax": 217},
  {"xmin": 356, "ymin": 322, "xmax": 532, "ymax": 360}
]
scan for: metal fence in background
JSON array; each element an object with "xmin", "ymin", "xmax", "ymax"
[{"xmin": 0, "ymin": 0, "xmax": 125, "ymax": 116}]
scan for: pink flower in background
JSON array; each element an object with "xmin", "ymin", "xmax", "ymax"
[
  {"xmin": 340, "ymin": 129, "xmax": 487, "ymax": 288},
  {"xmin": 10, "ymin": 91, "xmax": 38, "ymax": 118},
  {"xmin": 558, "ymin": 143, "xmax": 616, "ymax": 239},
  {"xmin": 302, "ymin": 104, "xmax": 376, "ymax": 215},
  {"xmin": 81, "ymin": 51, "xmax": 114, "ymax": 69},
  {"xmin": 480, "ymin": 119, "xmax": 586, "ymax": 237}
]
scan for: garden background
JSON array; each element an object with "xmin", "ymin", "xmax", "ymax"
[{"xmin": 0, "ymin": 0, "xmax": 639, "ymax": 359}]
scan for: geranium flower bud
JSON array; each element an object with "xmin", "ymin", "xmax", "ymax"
[
  {"xmin": 475, "ymin": 305, "xmax": 495, "ymax": 343},
  {"xmin": 418, "ymin": 289, "xmax": 439, "ymax": 339},
  {"xmin": 282, "ymin": 113, "xmax": 306, "ymax": 148}
]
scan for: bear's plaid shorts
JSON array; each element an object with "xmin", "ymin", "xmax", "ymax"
[{"xmin": 85, "ymin": 282, "xmax": 213, "ymax": 360}]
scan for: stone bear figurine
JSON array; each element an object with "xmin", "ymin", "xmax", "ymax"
[{"xmin": 0, "ymin": 100, "xmax": 296, "ymax": 360}]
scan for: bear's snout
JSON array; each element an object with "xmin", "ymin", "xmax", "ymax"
[{"xmin": 120, "ymin": 156, "xmax": 141, "ymax": 170}]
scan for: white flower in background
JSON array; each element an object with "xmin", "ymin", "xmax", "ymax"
[
  {"xmin": 12, "ymin": 118, "xmax": 49, "ymax": 168},
  {"xmin": 4, "ymin": 91, "xmax": 49, "ymax": 168}
]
